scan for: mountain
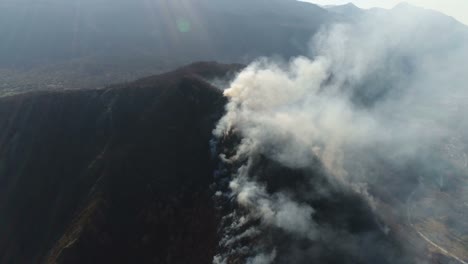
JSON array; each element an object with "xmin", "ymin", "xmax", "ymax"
[
  {"xmin": 2, "ymin": 1, "xmax": 467, "ymax": 93},
  {"xmin": 324, "ymin": 2, "xmax": 364, "ymax": 17},
  {"xmin": 0, "ymin": 62, "xmax": 242, "ymax": 263},
  {"xmin": 1, "ymin": 2, "xmax": 468, "ymax": 264},
  {"xmin": 0, "ymin": 62, "xmax": 463, "ymax": 264},
  {"xmin": 0, "ymin": 0, "xmax": 332, "ymax": 92},
  {"xmin": 0, "ymin": 62, "xmax": 429, "ymax": 264}
]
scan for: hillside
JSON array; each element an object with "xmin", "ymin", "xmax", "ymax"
[
  {"xmin": 0, "ymin": 61, "xmax": 432, "ymax": 264},
  {"xmin": 0, "ymin": 62, "xmax": 242, "ymax": 263}
]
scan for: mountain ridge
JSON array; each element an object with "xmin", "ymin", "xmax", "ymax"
[{"xmin": 0, "ymin": 61, "xmax": 242, "ymax": 263}]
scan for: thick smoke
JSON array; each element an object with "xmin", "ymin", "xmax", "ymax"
[{"xmin": 213, "ymin": 5, "xmax": 468, "ymax": 264}]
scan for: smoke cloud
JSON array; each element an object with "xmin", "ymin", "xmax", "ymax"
[{"xmin": 213, "ymin": 5, "xmax": 468, "ymax": 264}]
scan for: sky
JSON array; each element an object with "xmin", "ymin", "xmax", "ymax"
[{"xmin": 302, "ymin": 0, "xmax": 468, "ymax": 25}]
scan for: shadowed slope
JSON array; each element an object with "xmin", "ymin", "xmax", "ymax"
[{"xmin": 0, "ymin": 62, "xmax": 242, "ymax": 264}]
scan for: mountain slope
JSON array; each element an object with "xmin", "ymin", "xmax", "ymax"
[{"xmin": 0, "ymin": 62, "xmax": 242, "ymax": 263}]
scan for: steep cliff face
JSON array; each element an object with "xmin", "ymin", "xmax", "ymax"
[{"xmin": 0, "ymin": 62, "xmax": 242, "ymax": 264}]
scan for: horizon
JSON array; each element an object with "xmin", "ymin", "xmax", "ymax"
[{"xmin": 301, "ymin": 0, "xmax": 468, "ymax": 25}]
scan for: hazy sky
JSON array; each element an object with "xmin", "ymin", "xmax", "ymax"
[{"xmin": 303, "ymin": 0, "xmax": 468, "ymax": 25}]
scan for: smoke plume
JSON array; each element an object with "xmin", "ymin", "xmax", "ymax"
[{"xmin": 213, "ymin": 5, "xmax": 468, "ymax": 264}]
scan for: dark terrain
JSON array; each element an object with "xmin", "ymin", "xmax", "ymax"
[{"xmin": 0, "ymin": 62, "xmax": 242, "ymax": 263}]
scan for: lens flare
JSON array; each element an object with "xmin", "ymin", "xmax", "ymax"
[{"xmin": 176, "ymin": 18, "xmax": 191, "ymax": 33}]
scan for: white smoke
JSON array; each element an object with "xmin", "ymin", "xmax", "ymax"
[
  {"xmin": 247, "ymin": 250, "xmax": 277, "ymax": 264},
  {"xmin": 233, "ymin": 177, "xmax": 317, "ymax": 239},
  {"xmin": 214, "ymin": 5, "xmax": 468, "ymax": 264}
]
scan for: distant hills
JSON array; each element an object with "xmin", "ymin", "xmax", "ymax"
[
  {"xmin": 324, "ymin": 2, "xmax": 364, "ymax": 17},
  {"xmin": 0, "ymin": 0, "xmax": 466, "ymax": 92},
  {"xmin": 0, "ymin": 0, "xmax": 331, "ymax": 91}
]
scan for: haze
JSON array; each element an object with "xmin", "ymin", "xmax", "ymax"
[{"xmin": 303, "ymin": 0, "xmax": 468, "ymax": 25}]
